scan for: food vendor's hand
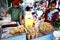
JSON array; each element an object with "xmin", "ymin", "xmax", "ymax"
[
  {"xmin": 3, "ymin": 11, "xmax": 7, "ymax": 17},
  {"xmin": 21, "ymin": 20, "xmax": 24, "ymax": 25}
]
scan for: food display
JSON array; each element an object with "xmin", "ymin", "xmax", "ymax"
[
  {"xmin": 26, "ymin": 27, "xmax": 39, "ymax": 40},
  {"xmin": 1, "ymin": 0, "xmax": 60, "ymax": 40},
  {"xmin": 10, "ymin": 25, "xmax": 26, "ymax": 36},
  {"xmin": 39, "ymin": 22, "xmax": 54, "ymax": 34}
]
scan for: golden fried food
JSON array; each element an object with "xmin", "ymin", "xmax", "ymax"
[
  {"xmin": 10, "ymin": 25, "xmax": 26, "ymax": 35},
  {"xmin": 10, "ymin": 30, "xmax": 16, "ymax": 36},
  {"xmin": 40, "ymin": 22, "xmax": 54, "ymax": 34}
]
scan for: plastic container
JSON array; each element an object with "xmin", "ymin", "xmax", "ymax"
[{"xmin": 53, "ymin": 31, "xmax": 60, "ymax": 40}]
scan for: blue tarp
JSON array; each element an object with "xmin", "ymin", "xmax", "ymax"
[
  {"xmin": 3, "ymin": 34, "xmax": 26, "ymax": 40},
  {"xmin": 3, "ymin": 33, "xmax": 53, "ymax": 40},
  {"xmin": 33, "ymin": 33, "xmax": 53, "ymax": 40}
]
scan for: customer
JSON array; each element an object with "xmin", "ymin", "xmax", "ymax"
[
  {"xmin": 4, "ymin": 0, "xmax": 23, "ymax": 25},
  {"xmin": 36, "ymin": 1, "xmax": 44, "ymax": 11},
  {"xmin": 25, "ymin": 6, "xmax": 34, "ymax": 29},
  {"xmin": 44, "ymin": 1, "xmax": 59, "ymax": 26}
]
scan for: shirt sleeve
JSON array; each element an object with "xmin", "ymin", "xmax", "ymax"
[{"xmin": 19, "ymin": 8, "xmax": 23, "ymax": 16}]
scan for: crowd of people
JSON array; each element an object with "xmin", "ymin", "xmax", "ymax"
[{"xmin": 3, "ymin": 0, "xmax": 60, "ymax": 26}]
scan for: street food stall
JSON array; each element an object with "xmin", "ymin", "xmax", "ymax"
[{"xmin": 0, "ymin": 0, "xmax": 60, "ymax": 40}]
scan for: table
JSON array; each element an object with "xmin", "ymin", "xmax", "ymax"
[{"xmin": 0, "ymin": 17, "xmax": 18, "ymax": 28}]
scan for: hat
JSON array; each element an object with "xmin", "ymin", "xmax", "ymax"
[{"xmin": 13, "ymin": 0, "xmax": 19, "ymax": 5}]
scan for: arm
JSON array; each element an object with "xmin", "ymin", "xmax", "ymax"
[
  {"xmin": 20, "ymin": 15, "xmax": 22, "ymax": 24},
  {"xmin": 20, "ymin": 15, "xmax": 24, "ymax": 25},
  {"xmin": 3, "ymin": 8, "xmax": 11, "ymax": 17},
  {"xmin": 3, "ymin": 11, "xmax": 7, "ymax": 17},
  {"xmin": 54, "ymin": 12, "xmax": 59, "ymax": 21},
  {"xmin": 19, "ymin": 8, "xmax": 24, "ymax": 25}
]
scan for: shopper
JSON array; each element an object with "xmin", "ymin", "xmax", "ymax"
[
  {"xmin": 44, "ymin": 1, "xmax": 59, "ymax": 26},
  {"xmin": 36, "ymin": 1, "xmax": 44, "ymax": 11},
  {"xmin": 3, "ymin": 0, "xmax": 23, "ymax": 25},
  {"xmin": 25, "ymin": 7, "xmax": 33, "ymax": 30}
]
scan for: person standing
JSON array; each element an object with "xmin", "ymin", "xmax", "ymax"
[
  {"xmin": 44, "ymin": 1, "xmax": 59, "ymax": 26},
  {"xmin": 4, "ymin": 0, "xmax": 23, "ymax": 25}
]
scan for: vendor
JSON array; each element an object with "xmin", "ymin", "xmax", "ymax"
[
  {"xmin": 44, "ymin": 1, "xmax": 59, "ymax": 26},
  {"xmin": 3, "ymin": 0, "xmax": 23, "ymax": 25}
]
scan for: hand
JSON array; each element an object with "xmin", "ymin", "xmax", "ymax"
[
  {"xmin": 56, "ymin": 19, "xmax": 58, "ymax": 21},
  {"xmin": 59, "ymin": 16, "xmax": 60, "ymax": 19},
  {"xmin": 21, "ymin": 20, "xmax": 24, "ymax": 25},
  {"xmin": 3, "ymin": 11, "xmax": 7, "ymax": 17},
  {"xmin": 47, "ymin": 17, "xmax": 52, "ymax": 21}
]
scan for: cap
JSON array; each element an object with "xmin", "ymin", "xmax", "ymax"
[{"xmin": 13, "ymin": 0, "xmax": 19, "ymax": 5}]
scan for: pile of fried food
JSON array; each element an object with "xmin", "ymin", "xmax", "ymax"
[
  {"xmin": 26, "ymin": 27, "xmax": 39, "ymax": 40},
  {"xmin": 9, "ymin": 22, "xmax": 55, "ymax": 40},
  {"xmin": 9, "ymin": 25, "xmax": 39, "ymax": 40},
  {"xmin": 9, "ymin": 25, "xmax": 26, "ymax": 36},
  {"xmin": 39, "ymin": 22, "xmax": 55, "ymax": 34}
]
